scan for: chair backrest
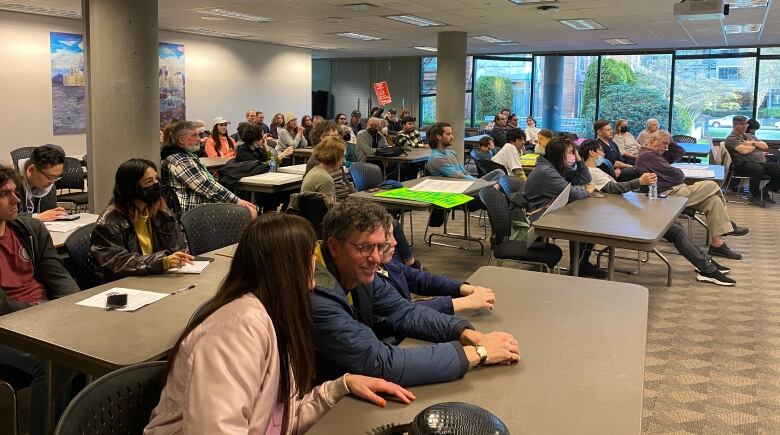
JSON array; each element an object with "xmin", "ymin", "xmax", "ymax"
[
  {"xmin": 349, "ymin": 162, "xmax": 385, "ymax": 191},
  {"xmin": 64, "ymin": 223, "xmax": 102, "ymax": 290},
  {"xmin": 54, "ymin": 361, "xmax": 167, "ymax": 435},
  {"xmin": 55, "ymin": 157, "xmax": 85, "ymax": 191},
  {"xmin": 479, "ymin": 188, "xmax": 512, "ymax": 245},
  {"xmin": 181, "ymin": 203, "xmax": 252, "ymax": 255},
  {"xmin": 672, "ymin": 134, "xmax": 697, "ymax": 144},
  {"xmin": 475, "ymin": 159, "xmax": 507, "ymax": 178},
  {"xmin": 297, "ymin": 195, "xmax": 330, "ymax": 239},
  {"xmin": 187, "ymin": 299, "xmax": 213, "ymax": 328},
  {"xmin": 9, "ymin": 147, "xmax": 36, "ymax": 170},
  {"xmin": 0, "ymin": 381, "xmax": 16, "ymax": 435},
  {"xmin": 498, "ymin": 175, "xmax": 524, "ymax": 195}
]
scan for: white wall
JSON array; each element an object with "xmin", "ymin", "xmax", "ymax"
[{"xmin": 0, "ymin": 10, "xmax": 311, "ymax": 161}]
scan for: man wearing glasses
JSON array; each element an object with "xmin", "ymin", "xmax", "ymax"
[
  {"xmin": 312, "ymin": 198, "xmax": 520, "ymax": 387},
  {"xmin": 16, "ymin": 145, "xmax": 69, "ymax": 221}
]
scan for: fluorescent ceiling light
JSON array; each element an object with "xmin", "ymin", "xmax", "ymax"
[
  {"xmin": 196, "ymin": 8, "xmax": 272, "ymax": 22},
  {"xmin": 413, "ymin": 46, "xmax": 437, "ymax": 51},
  {"xmin": 344, "ymin": 3, "xmax": 379, "ymax": 11},
  {"xmin": 724, "ymin": 24, "xmax": 762, "ymax": 34},
  {"xmin": 603, "ymin": 38, "xmax": 636, "ymax": 45},
  {"xmin": 559, "ymin": 18, "xmax": 606, "ymax": 31},
  {"xmin": 181, "ymin": 28, "xmax": 249, "ymax": 38},
  {"xmin": 385, "ymin": 15, "xmax": 445, "ymax": 27},
  {"xmin": 507, "ymin": 0, "xmax": 558, "ymax": 3},
  {"xmin": 0, "ymin": 2, "xmax": 81, "ymax": 18},
  {"xmin": 472, "ymin": 35, "xmax": 512, "ymax": 43},
  {"xmin": 499, "ymin": 42, "xmax": 523, "ymax": 46},
  {"xmin": 334, "ymin": 32, "xmax": 382, "ymax": 41},
  {"xmin": 725, "ymin": 0, "xmax": 768, "ymax": 8}
]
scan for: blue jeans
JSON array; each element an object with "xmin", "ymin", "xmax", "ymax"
[
  {"xmin": 0, "ymin": 344, "xmax": 46, "ymax": 435},
  {"xmin": 480, "ymin": 169, "xmax": 505, "ymax": 182},
  {"xmin": 392, "ymin": 218, "xmax": 414, "ymax": 263}
]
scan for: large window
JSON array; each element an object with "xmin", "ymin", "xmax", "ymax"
[
  {"xmin": 473, "ymin": 57, "xmax": 533, "ymax": 127},
  {"xmin": 419, "ymin": 56, "xmax": 472, "ymax": 128},
  {"xmin": 756, "ymin": 54, "xmax": 780, "ymax": 140},
  {"xmin": 532, "ymin": 55, "xmax": 597, "ymax": 138},
  {"xmin": 596, "ymin": 54, "xmax": 673, "ymax": 136},
  {"xmin": 672, "ymin": 51, "xmax": 756, "ymax": 141}
]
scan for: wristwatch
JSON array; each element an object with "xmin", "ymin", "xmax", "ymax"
[{"xmin": 474, "ymin": 345, "xmax": 488, "ymax": 366}]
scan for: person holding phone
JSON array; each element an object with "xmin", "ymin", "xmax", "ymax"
[
  {"xmin": 91, "ymin": 158, "xmax": 191, "ymax": 282},
  {"xmin": 145, "ymin": 213, "xmax": 414, "ymax": 434}
]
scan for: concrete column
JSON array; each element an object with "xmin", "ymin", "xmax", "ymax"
[
  {"xmin": 83, "ymin": 0, "xmax": 159, "ymax": 210},
  {"xmin": 436, "ymin": 31, "xmax": 467, "ymax": 161},
  {"xmin": 542, "ymin": 56, "xmax": 564, "ymax": 132}
]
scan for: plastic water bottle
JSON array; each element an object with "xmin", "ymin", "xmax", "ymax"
[
  {"xmin": 648, "ymin": 181, "xmax": 658, "ymax": 199},
  {"xmin": 269, "ymin": 158, "xmax": 277, "ymax": 173}
]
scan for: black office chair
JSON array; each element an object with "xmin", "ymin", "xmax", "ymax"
[
  {"xmin": 55, "ymin": 157, "xmax": 88, "ymax": 211},
  {"xmin": 181, "ymin": 203, "xmax": 252, "ymax": 255},
  {"xmin": 298, "ymin": 194, "xmax": 330, "ymax": 239},
  {"xmin": 350, "ymin": 162, "xmax": 385, "ymax": 191},
  {"xmin": 498, "ymin": 175, "xmax": 524, "ymax": 196},
  {"xmin": 9, "ymin": 147, "xmax": 36, "ymax": 170},
  {"xmin": 64, "ymin": 223, "xmax": 102, "ymax": 290},
  {"xmin": 54, "ymin": 361, "xmax": 167, "ymax": 435},
  {"xmin": 672, "ymin": 134, "xmax": 697, "ymax": 144},
  {"xmin": 187, "ymin": 299, "xmax": 214, "ymax": 328},
  {"xmin": 475, "ymin": 159, "xmax": 507, "ymax": 178},
  {"xmin": 0, "ymin": 380, "xmax": 18, "ymax": 435},
  {"xmin": 479, "ymin": 188, "xmax": 562, "ymax": 272}
]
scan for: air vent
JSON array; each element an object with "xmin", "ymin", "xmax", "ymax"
[{"xmin": 0, "ymin": 1, "xmax": 81, "ymax": 19}]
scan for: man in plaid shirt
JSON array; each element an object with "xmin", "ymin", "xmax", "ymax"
[
  {"xmin": 395, "ymin": 116, "xmax": 426, "ymax": 149},
  {"xmin": 160, "ymin": 120, "xmax": 257, "ymax": 217}
]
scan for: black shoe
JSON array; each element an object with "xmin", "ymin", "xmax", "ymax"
[
  {"xmin": 696, "ymin": 269, "xmax": 736, "ymax": 286},
  {"xmin": 762, "ymin": 191, "xmax": 776, "ymax": 204},
  {"xmin": 579, "ymin": 262, "xmax": 608, "ymax": 279},
  {"xmin": 695, "ymin": 259, "xmax": 731, "ymax": 274},
  {"xmin": 708, "ymin": 243, "xmax": 742, "ymax": 260},
  {"xmin": 725, "ymin": 221, "xmax": 749, "ymax": 237},
  {"xmin": 748, "ymin": 196, "xmax": 766, "ymax": 207}
]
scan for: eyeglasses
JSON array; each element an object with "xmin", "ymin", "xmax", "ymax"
[
  {"xmin": 35, "ymin": 166, "xmax": 62, "ymax": 182},
  {"xmin": 343, "ymin": 240, "xmax": 391, "ymax": 257}
]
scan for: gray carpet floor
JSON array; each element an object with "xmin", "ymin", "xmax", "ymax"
[{"xmin": 400, "ymin": 198, "xmax": 779, "ymax": 434}]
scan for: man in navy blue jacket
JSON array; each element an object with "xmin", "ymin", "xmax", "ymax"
[{"xmin": 311, "ymin": 199, "xmax": 519, "ymax": 387}]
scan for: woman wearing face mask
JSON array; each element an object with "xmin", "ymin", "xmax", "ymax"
[
  {"xmin": 204, "ymin": 117, "xmax": 236, "ymax": 158},
  {"xmin": 613, "ymin": 119, "xmax": 640, "ymax": 160},
  {"xmin": 522, "ymin": 137, "xmax": 602, "ymax": 277},
  {"xmin": 91, "ymin": 159, "xmax": 191, "ymax": 282}
]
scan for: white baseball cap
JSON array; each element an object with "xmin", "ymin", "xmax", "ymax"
[{"xmin": 212, "ymin": 116, "xmax": 231, "ymax": 127}]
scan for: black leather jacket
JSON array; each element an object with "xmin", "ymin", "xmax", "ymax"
[{"xmin": 90, "ymin": 204, "xmax": 187, "ymax": 282}]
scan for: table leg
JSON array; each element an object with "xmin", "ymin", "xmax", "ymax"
[
  {"xmin": 44, "ymin": 360, "xmax": 54, "ymax": 434},
  {"xmin": 607, "ymin": 247, "xmax": 615, "ymax": 281},
  {"xmin": 571, "ymin": 241, "xmax": 580, "ymax": 277},
  {"xmin": 652, "ymin": 248, "xmax": 673, "ymax": 287}
]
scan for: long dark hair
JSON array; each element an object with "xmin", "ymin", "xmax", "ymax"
[
  {"xmin": 111, "ymin": 158, "xmax": 164, "ymax": 218},
  {"xmin": 210, "ymin": 124, "xmax": 236, "ymax": 156},
  {"xmin": 544, "ymin": 137, "xmax": 572, "ymax": 173},
  {"xmin": 166, "ymin": 214, "xmax": 317, "ymax": 432}
]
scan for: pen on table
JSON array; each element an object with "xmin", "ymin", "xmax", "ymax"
[{"xmin": 171, "ymin": 284, "xmax": 197, "ymax": 296}]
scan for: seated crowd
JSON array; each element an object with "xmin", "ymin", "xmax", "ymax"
[{"xmin": 2, "ymin": 105, "xmax": 777, "ymax": 433}]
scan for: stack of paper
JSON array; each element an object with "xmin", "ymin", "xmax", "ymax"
[
  {"xmin": 76, "ymin": 288, "xmax": 168, "ymax": 312},
  {"xmin": 167, "ymin": 261, "xmax": 210, "ymax": 274},
  {"xmin": 44, "ymin": 221, "xmax": 91, "ymax": 232},
  {"xmin": 680, "ymin": 169, "xmax": 715, "ymax": 178},
  {"xmin": 410, "ymin": 179, "xmax": 474, "ymax": 194}
]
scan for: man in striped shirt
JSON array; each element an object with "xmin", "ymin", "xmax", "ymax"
[{"xmin": 395, "ymin": 116, "xmax": 426, "ymax": 149}]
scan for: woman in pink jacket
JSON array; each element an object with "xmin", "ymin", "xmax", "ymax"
[{"xmin": 144, "ymin": 213, "xmax": 414, "ymax": 434}]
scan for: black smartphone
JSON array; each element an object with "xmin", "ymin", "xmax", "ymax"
[
  {"xmin": 55, "ymin": 214, "xmax": 80, "ymax": 221},
  {"xmin": 106, "ymin": 293, "xmax": 128, "ymax": 309},
  {"xmin": 193, "ymin": 256, "xmax": 214, "ymax": 262},
  {"xmin": 658, "ymin": 192, "xmax": 669, "ymax": 198}
]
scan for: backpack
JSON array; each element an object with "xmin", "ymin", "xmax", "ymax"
[{"xmin": 374, "ymin": 147, "xmax": 407, "ymax": 158}]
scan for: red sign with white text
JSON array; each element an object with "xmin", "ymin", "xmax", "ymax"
[{"xmin": 373, "ymin": 81, "xmax": 392, "ymax": 106}]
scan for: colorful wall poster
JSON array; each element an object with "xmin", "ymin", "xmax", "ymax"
[
  {"xmin": 159, "ymin": 43, "xmax": 185, "ymax": 128},
  {"xmin": 50, "ymin": 32, "xmax": 85, "ymax": 134}
]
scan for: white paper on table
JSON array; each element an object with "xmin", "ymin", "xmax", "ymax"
[
  {"xmin": 277, "ymin": 164, "xmax": 307, "ymax": 175},
  {"xmin": 43, "ymin": 221, "xmax": 90, "ymax": 232},
  {"xmin": 410, "ymin": 179, "xmax": 474, "ymax": 193},
  {"xmin": 527, "ymin": 184, "xmax": 571, "ymax": 248},
  {"xmin": 241, "ymin": 172, "xmax": 302, "ymax": 183},
  {"xmin": 76, "ymin": 288, "xmax": 168, "ymax": 312},
  {"xmin": 680, "ymin": 169, "xmax": 715, "ymax": 178},
  {"xmin": 674, "ymin": 164, "xmax": 708, "ymax": 170},
  {"xmin": 166, "ymin": 261, "xmax": 210, "ymax": 274}
]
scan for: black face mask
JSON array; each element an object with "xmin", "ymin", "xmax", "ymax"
[
  {"xmin": 138, "ymin": 182, "xmax": 162, "ymax": 204},
  {"xmin": 619, "ymin": 126, "xmax": 628, "ymax": 133},
  {"xmin": 367, "ymin": 127, "xmax": 378, "ymax": 135}
]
